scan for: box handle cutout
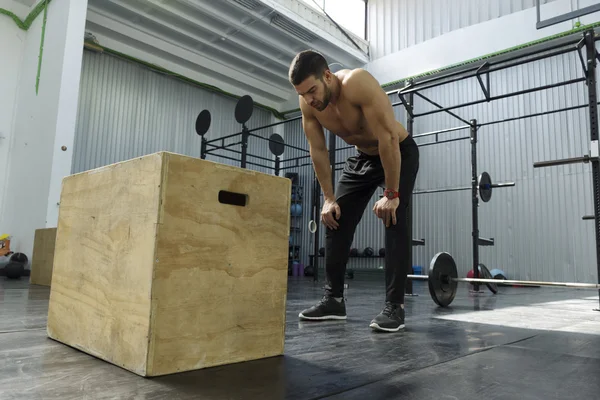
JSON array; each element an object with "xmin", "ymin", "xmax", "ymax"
[{"xmin": 219, "ymin": 190, "xmax": 248, "ymax": 207}]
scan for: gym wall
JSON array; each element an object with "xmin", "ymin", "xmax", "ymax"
[
  {"xmin": 286, "ymin": 1, "xmax": 599, "ymax": 283},
  {"xmin": 367, "ymin": 0, "xmax": 557, "ymax": 60},
  {"xmin": 0, "ymin": 0, "xmax": 28, "ymax": 223},
  {"xmin": 72, "ymin": 50, "xmax": 278, "ymax": 176},
  {"xmin": 0, "ymin": 0, "xmax": 87, "ymax": 260}
]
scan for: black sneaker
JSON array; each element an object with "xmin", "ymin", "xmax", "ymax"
[
  {"xmin": 369, "ymin": 302, "xmax": 405, "ymax": 332},
  {"xmin": 298, "ymin": 295, "xmax": 347, "ymax": 320}
]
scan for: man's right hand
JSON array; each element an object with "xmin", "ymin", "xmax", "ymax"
[{"xmin": 321, "ymin": 198, "xmax": 341, "ymax": 230}]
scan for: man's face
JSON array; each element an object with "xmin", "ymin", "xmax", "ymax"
[{"xmin": 294, "ymin": 73, "xmax": 331, "ymax": 112}]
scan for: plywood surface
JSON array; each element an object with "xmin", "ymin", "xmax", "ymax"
[
  {"xmin": 148, "ymin": 153, "xmax": 291, "ymax": 376},
  {"xmin": 47, "ymin": 154, "xmax": 164, "ymax": 376},
  {"xmin": 30, "ymin": 228, "xmax": 57, "ymax": 286}
]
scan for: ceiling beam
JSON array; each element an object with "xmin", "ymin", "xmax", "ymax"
[
  {"xmin": 106, "ymin": 0, "xmax": 290, "ymax": 86},
  {"xmin": 86, "ymin": 12, "xmax": 291, "ymax": 109},
  {"xmin": 86, "ymin": 7, "xmax": 292, "ymax": 101},
  {"xmin": 251, "ymin": 0, "xmax": 369, "ymax": 63}
]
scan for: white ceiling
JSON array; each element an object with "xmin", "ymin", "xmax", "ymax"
[{"xmin": 84, "ymin": 0, "xmax": 370, "ymax": 115}]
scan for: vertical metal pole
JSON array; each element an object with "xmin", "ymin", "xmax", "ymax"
[
  {"xmin": 470, "ymin": 120, "xmax": 480, "ymax": 292},
  {"xmin": 241, "ymin": 126, "xmax": 249, "ymax": 168},
  {"xmin": 312, "ymin": 172, "xmax": 321, "ymax": 282},
  {"xmin": 200, "ymin": 137, "xmax": 208, "ymax": 160},
  {"xmin": 328, "ymin": 131, "xmax": 337, "ymax": 191},
  {"xmin": 584, "ymin": 30, "xmax": 600, "ymax": 308},
  {"xmin": 405, "ymin": 92, "xmax": 415, "ymax": 296},
  {"xmin": 274, "ymin": 156, "xmax": 280, "ymax": 176}
]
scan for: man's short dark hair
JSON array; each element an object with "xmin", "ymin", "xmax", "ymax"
[{"xmin": 289, "ymin": 50, "xmax": 329, "ymax": 86}]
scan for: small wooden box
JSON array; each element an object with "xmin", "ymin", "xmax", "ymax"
[
  {"xmin": 46, "ymin": 152, "xmax": 291, "ymax": 377},
  {"xmin": 30, "ymin": 228, "xmax": 57, "ymax": 286}
]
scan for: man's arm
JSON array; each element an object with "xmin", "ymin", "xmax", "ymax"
[
  {"xmin": 300, "ymin": 100, "xmax": 335, "ymax": 201},
  {"xmin": 345, "ymin": 69, "xmax": 407, "ymax": 192}
]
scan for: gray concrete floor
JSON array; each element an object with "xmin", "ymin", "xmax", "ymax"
[{"xmin": 2, "ymin": 275, "xmax": 600, "ymax": 399}]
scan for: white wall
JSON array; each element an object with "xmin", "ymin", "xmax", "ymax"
[
  {"xmin": 367, "ymin": 0, "xmax": 557, "ymax": 60},
  {"xmin": 0, "ymin": 0, "xmax": 28, "ymax": 232},
  {"xmin": 365, "ymin": 0, "xmax": 598, "ymax": 86},
  {"xmin": 0, "ymin": 0, "xmax": 87, "ymax": 260}
]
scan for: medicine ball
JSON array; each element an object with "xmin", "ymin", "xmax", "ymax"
[
  {"xmin": 349, "ymin": 248, "xmax": 359, "ymax": 257},
  {"xmin": 10, "ymin": 252, "xmax": 28, "ymax": 265},
  {"xmin": 363, "ymin": 247, "xmax": 374, "ymax": 257},
  {"xmin": 4, "ymin": 262, "xmax": 24, "ymax": 279},
  {"xmin": 379, "ymin": 248, "xmax": 386, "ymax": 257}
]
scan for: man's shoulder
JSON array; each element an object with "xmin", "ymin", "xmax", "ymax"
[{"xmin": 341, "ymin": 68, "xmax": 381, "ymax": 102}]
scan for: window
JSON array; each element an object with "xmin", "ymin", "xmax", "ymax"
[{"xmin": 299, "ymin": 0, "xmax": 366, "ymax": 39}]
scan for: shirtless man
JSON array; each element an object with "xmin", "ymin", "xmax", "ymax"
[{"xmin": 288, "ymin": 50, "xmax": 419, "ymax": 332}]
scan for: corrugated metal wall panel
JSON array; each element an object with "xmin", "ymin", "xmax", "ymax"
[
  {"xmin": 285, "ymin": 45, "xmax": 598, "ymax": 284},
  {"xmin": 73, "ymin": 50, "xmax": 276, "ymax": 176},
  {"xmin": 368, "ymin": 0, "xmax": 557, "ymax": 59}
]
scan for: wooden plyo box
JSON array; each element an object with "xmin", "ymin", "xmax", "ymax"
[
  {"xmin": 47, "ymin": 152, "xmax": 291, "ymax": 377},
  {"xmin": 30, "ymin": 227, "xmax": 57, "ymax": 286}
]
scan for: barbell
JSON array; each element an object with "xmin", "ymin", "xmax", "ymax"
[
  {"xmin": 413, "ymin": 172, "xmax": 515, "ymax": 202},
  {"xmin": 415, "ymin": 252, "xmax": 600, "ymax": 307}
]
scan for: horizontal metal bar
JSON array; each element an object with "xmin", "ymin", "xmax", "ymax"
[
  {"xmin": 533, "ymin": 154, "xmax": 594, "ymax": 168},
  {"xmin": 280, "ymin": 154, "xmax": 312, "ymax": 164},
  {"xmin": 206, "ymin": 143, "xmax": 274, "ymax": 163},
  {"xmin": 279, "ymin": 162, "xmax": 313, "ymax": 171},
  {"xmin": 399, "ymin": 45, "xmax": 579, "ymax": 96},
  {"xmin": 583, "ymin": 215, "xmax": 596, "ymax": 220},
  {"xmin": 406, "ymin": 274, "xmax": 600, "ymax": 288},
  {"xmin": 414, "ymin": 186, "xmax": 471, "ymax": 195},
  {"xmin": 457, "ymin": 277, "xmax": 600, "ymax": 289},
  {"xmin": 205, "ymin": 152, "xmax": 272, "ymax": 170},
  {"xmin": 413, "ymin": 125, "xmax": 471, "ymax": 139},
  {"xmin": 412, "ymin": 239, "xmax": 425, "ymax": 246},
  {"xmin": 413, "ymin": 92, "xmax": 472, "ymax": 126},
  {"xmin": 248, "ymin": 133, "xmax": 310, "ymax": 153},
  {"xmin": 413, "ymin": 77, "xmax": 586, "ymax": 118},
  {"xmin": 205, "ymin": 131, "xmax": 243, "ymax": 145},
  {"xmin": 537, "ymin": 4, "xmax": 600, "ymax": 30},
  {"xmin": 418, "ymin": 136, "xmax": 471, "ymax": 147},
  {"xmin": 206, "ymin": 141, "xmax": 242, "ymax": 150},
  {"xmin": 204, "ymin": 147, "xmax": 242, "ymax": 156},
  {"xmin": 479, "ymin": 103, "xmax": 592, "ymax": 127},
  {"xmin": 478, "ymin": 237, "xmax": 495, "ymax": 246},
  {"xmin": 491, "ymin": 182, "xmax": 516, "ymax": 188},
  {"xmin": 247, "ymin": 115, "xmax": 302, "ymax": 134}
]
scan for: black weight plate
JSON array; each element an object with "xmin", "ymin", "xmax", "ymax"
[
  {"xmin": 478, "ymin": 171, "xmax": 492, "ymax": 202},
  {"xmin": 195, "ymin": 110, "xmax": 211, "ymax": 136},
  {"xmin": 268, "ymin": 133, "xmax": 285, "ymax": 156},
  {"xmin": 478, "ymin": 263, "xmax": 498, "ymax": 294},
  {"xmin": 428, "ymin": 252, "xmax": 458, "ymax": 307},
  {"xmin": 235, "ymin": 95, "xmax": 254, "ymax": 124}
]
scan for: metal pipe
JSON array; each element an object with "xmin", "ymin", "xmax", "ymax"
[
  {"xmin": 470, "ymin": 121, "xmax": 480, "ymax": 291},
  {"xmin": 413, "ymin": 77, "xmax": 586, "ymax": 118},
  {"xmin": 413, "ymin": 92, "xmax": 472, "ymax": 126},
  {"xmin": 397, "ymin": 45, "xmax": 579, "ymax": 96},
  {"xmin": 479, "ymin": 103, "xmax": 593, "ymax": 127},
  {"xmin": 533, "ymin": 155, "xmax": 594, "ymax": 168},
  {"xmin": 412, "ymin": 125, "xmax": 471, "ymax": 139},
  {"xmin": 406, "ymin": 274, "xmax": 600, "ymax": 289},
  {"xmin": 246, "ymin": 115, "xmax": 302, "ymax": 133},
  {"xmin": 247, "ymin": 133, "xmax": 310, "ymax": 153},
  {"xmin": 418, "ymin": 136, "xmax": 470, "ymax": 147}
]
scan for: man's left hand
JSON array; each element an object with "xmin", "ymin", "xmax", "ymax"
[{"xmin": 373, "ymin": 197, "xmax": 400, "ymax": 227}]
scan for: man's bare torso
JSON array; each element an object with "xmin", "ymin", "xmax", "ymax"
[{"xmin": 309, "ymin": 69, "xmax": 403, "ymax": 156}]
